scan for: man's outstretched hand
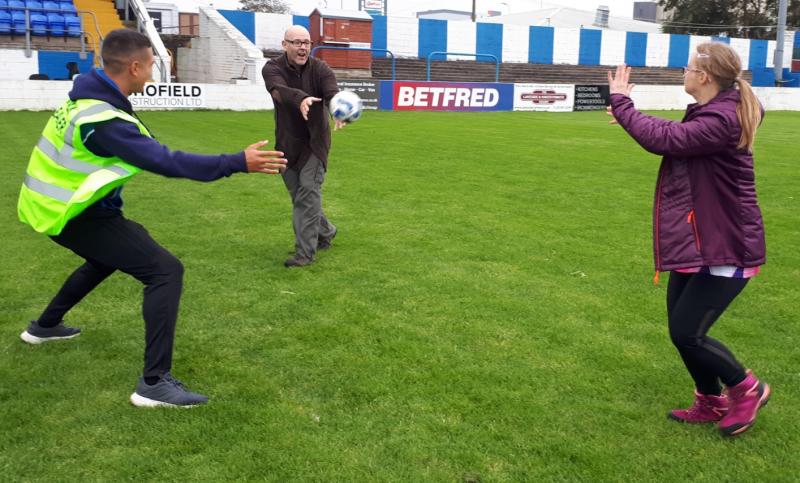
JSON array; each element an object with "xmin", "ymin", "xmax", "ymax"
[
  {"xmin": 300, "ymin": 96, "xmax": 322, "ymax": 121},
  {"xmin": 244, "ymin": 140, "xmax": 287, "ymax": 174}
]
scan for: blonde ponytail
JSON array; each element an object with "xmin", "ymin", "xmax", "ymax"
[
  {"xmin": 735, "ymin": 78, "xmax": 761, "ymax": 151},
  {"xmin": 695, "ymin": 42, "xmax": 763, "ymax": 152}
]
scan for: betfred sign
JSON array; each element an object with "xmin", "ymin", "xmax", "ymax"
[
  {"xmin": 513, "ymin": 83, "xmax": 574, "ymax": 112},
  {"xmin": 381, "ymin": 81, "xmax": 514, "ymax": 111},
  {"xmin": 397, "ymin": 85, "xmax": 499, "ymax": 109}
]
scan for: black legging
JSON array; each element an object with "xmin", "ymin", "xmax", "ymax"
[{"xmin": 667, "ymin": 271, "xmax": 748, "ymax": 396}]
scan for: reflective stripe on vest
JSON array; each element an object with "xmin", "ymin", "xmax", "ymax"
[
  {"xmin": 23, "ymin": 174, "xmax": 74, "ymax": 203},
  {"xmin": 18, "ymin": 99, "xmax": 147, "ymax": 235},
  {"xmin": 64, "ymin": 102, "xmax": 115, "ymax": 143},
  {"xmin": 35, "ymin": 136, "xmax": 131, "ymax": 177}
]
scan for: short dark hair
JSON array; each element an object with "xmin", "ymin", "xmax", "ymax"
[{"xmin": 101, "ymin": 29, "xmax": 152, "ymax": 73}]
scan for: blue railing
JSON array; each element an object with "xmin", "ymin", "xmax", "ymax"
[
  {"xmin": 310, "ymin": 46, "xmax": 396, "ymax": 80},
  {"xmin": 426, "ymin": 52, "xmax": 500, "ymax": 82}
]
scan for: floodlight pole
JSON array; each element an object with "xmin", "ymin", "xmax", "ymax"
[
  {"xmin": 773, "ymin": 0, "xmax": 788, "ymax": 85},
  {"xmin": 471, "ymin": 0, "xmax": 476, "ymax": 22}
]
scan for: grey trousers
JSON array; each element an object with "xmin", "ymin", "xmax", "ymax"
[{"xmin": 282, "ymin": 154, "xmax": 336, "ymax": 259}]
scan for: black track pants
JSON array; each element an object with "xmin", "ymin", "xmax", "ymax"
[{"xmin": 38, "ymin": 206, "xmax": 183, "ymax": 379}]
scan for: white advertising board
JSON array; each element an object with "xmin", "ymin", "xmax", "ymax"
[{"xmin": 513, "ymin": 83, "xmax": 575, "ymax": 112}]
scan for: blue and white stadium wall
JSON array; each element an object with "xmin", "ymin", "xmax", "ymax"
[
  {"xmin": 219, "ymin": 10, "xmax": 797, "ymax": 87},
  {"xmin": 0, "ymin": 48, "xmax": 94, "ymax": 80}
]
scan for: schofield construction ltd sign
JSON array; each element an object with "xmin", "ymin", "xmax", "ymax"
[
  {"xmin": 379, "ymin": 81, "xmax": 514, "ymax": 111},
  {"xmin": 513, "ymin": 83, "xmax": 575, "ymax": 112},
  {"xmin": 130, "ymin": 83, "xmax": 205, "ymax": 109}
]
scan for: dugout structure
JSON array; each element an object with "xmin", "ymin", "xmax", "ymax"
[{"xmin": 309, "ymin": 8, "xmax": 372, "ymax": 70}]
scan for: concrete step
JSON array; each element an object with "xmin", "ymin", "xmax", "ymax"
[{"xmin": 371, "ymin": 58, "xmax": 752, "ymax": 85}]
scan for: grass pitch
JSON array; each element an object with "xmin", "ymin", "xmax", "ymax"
[{"xmin": 1, "ymin": 109, "xmax": 798, "ymax": 481}]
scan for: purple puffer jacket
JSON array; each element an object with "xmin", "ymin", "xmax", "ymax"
[{"xmin": 610, "ymin": 89, "xmax": 766, "ymax": 272}]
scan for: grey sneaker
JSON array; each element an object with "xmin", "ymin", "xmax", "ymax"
[
  {"xmin": 318, "ymin": 229, "xmax": 337, "ymax": 250},
  {"xmin": 20, "ymin": 320, "xmax": 81, "ymax": 344},
  {"xmin": 284, "ymin": 255, "xmax": 314, "ymax": 267},
  {"xmin": 130, "ymin": 373, "xmax": 209, "ymax": 408}
]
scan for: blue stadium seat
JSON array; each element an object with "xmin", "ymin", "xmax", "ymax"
[
  {"xmin": 0, "ymin": 0, "xmax": 8, "ymax": 7},
  {"xmin": 26, "ymin": 1, "xmax": 47, "ymax": 36},
  {"xmin": 0, "ymin": 9, "xmax": 10, "ymax": 35},
  {"xmin": 46, "ymin": 11, "xmax": 63, "ymax": 35},
  {"xmin": 64, "ymin": 12, "xmax": 78, "ymax": 36},
  {"xmin": 42, "ymin": 0, "xmax": 58, "ymax": 11},
  {"xmin": 11, "ymin": 10, "xmax": 25, "ymax": 35},
  {"xmin": 58, "ymin": 0, "xmax": 75, "ymax": 13},
  {"xmin": 30, "ymin": 10, "xmax": 47, "ymax": 35},
  {"xmin": 31, "ymin": 17, "xmax": 48, "ymax": 35},
  {"xmin": 27, "ymin": 0, "xmax": 47, "ymax": 37},
  {"xmin": 8, "ymin": 0, "xmax": 23, "ymax": 25}
]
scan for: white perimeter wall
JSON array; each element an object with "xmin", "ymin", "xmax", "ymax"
[
  {"xmin": 1, "ymin": 81, "xmax": 797, "ymax": 112},
  {"xmin": 0, "ymin": 49, "xmax": 39, "ymax": 80},
  {"xmin": 386, "ymin": 17, "xmax": 419, "ymax": 58},
  {"xmin": 502, "ymin": 24, "xmax": 529, "ymax": 64},
  {"xmin": 552, "ymin": 28, "xmax": 581, "ymax": 65},
  {"xmin": 600, "ymin": 30, "xmax": 627, "ymax": 67},
  {"xmin": 446, "ymin": 21, "xmax": 477, "ymax": 61},
  {"xmin": 0, "ymin": 81, "xmax": 274, "ymax": 111}
]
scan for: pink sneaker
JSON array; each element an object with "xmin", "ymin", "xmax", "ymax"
[
  {"xmin": 668, "ymin": 391, "xmax": 728, "ymax": 423},
  {"xmin": 719, "ymin": 371, "xmax": 771, "ymax": 437}
]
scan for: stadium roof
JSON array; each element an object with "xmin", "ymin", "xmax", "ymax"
[{"xmin": 482, "ymin": 6, "xmax": 662, "ymax": 33}]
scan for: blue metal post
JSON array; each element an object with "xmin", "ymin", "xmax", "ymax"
[{"xmin": 426, "ymin": 51, "xmax": 500, "ymax": 82}]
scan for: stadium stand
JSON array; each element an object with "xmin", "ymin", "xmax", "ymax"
[
  {"xmin": 226, "ymin": 10, "xmax": 795, "ymax": 88},
  {"xmin": 72, "ymin": 0, "xmax": 122, "ymax": 37},
  {"xmin": 371, "ymin": 58, "xmax": 753, "ymax": 86},
  {"xmin": 263, "ymin": 48, "xmax": 751, "ymax": 87},
  {"xmin": 0, "ymin": 0, "xmax": 172, "ymax": 82},
  {"xmin": 0, "ymin": 0, "xmax": 83, "ymax": 38},
  {"xmin": 0, "ymin": 9, "xmax": 10, "ymax": 36},
  {"xmin": 0, "ymin": 0, "xmax": 100, "ymax": 79},
  {"xmin": 72, "ymin": 0, "xmax": 124, "ymax": 65}
]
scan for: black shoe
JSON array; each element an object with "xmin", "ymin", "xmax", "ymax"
[
  {"xmin": 318, "ymin": 229, "xmax": 337, "ymax": 250},
  {"xmin": 20, "ymin": 320, "xmax": 81, "ymax": 344},
  {"xmin": 284, "ymin": 255, "xmax": 314, "ymax": 268}
]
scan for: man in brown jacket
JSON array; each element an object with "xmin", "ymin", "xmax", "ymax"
[{"xmin": 262, "ymin": 25, "xmax": 346, "ymax": 267}]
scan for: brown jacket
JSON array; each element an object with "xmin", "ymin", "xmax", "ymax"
[{"xmin": 262, "ymin": 54, "xmax": 339, "ymax": 171}]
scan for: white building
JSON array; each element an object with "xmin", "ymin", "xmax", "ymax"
[
  {"xmin": 483, "ymin": 6, "xmax": 662, "ymax": 33},
  {"xmin": 416, "ymin": 9, "xmax": 473, "ymax": 21}
]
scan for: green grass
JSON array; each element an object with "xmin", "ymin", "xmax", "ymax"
[{"xmin": 1, "ymin": 109, "xmax": 798, "ymax": 481}]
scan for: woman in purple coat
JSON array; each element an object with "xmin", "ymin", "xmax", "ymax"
[{"xmin": 607, "ymin": 42, "xmax": 770, "ymax": 437}]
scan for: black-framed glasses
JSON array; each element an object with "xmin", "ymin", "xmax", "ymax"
[{"xmin": 284, "ymin": 39, "xmax": 312, "ymax": 47}]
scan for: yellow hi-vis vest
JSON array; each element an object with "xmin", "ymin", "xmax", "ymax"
[{"xmin": 18, "ymin": 99, "xmax": 150, "ymax": 236}]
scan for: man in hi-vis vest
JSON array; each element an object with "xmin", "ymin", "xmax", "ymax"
[{"xmin": 17, "ymin": 29, "xmax": 287, "ymax": 408}]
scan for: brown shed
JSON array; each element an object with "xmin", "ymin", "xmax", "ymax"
[{"xmin": 309, "ymin": 8, "xmax": 373, "ymax": 70}]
